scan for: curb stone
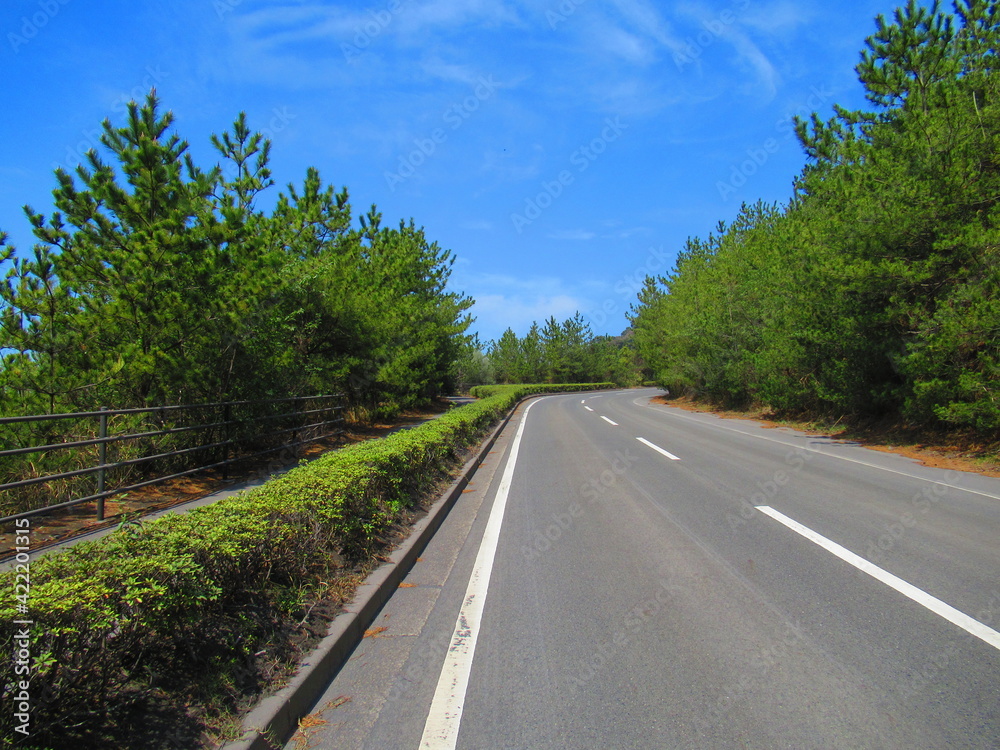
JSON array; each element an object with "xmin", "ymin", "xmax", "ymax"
[{"xmin": 220, "ymin": 397, "xmax": 531, "ymax": 750}]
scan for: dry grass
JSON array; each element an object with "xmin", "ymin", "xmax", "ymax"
[
  {"xmin": 652, "ymin": 395, "xmax": 1000, "ymax": 477},
  {"xmin": 0, "ymin": 400, "xmax": 455, "ymax": 559}
]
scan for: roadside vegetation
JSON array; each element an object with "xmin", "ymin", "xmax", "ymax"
[
  {"xmin": 0, "ymin": 93, "xmax": 472, "ymax": 418},
  {"xmin": 0, "ymin": 92, "xmax": 473, "ymax": 518},
  {"xmin": 0, "ymin": 383, "xmax": 610, "ymax": 748},
  {"xmin": 3, "ymin": 0, "xmax": 997, "ymax": 745},
  {"xmin": 453, "ymin": 314, "xmax": 645, "ymax": 391},
  {"xmin": 631, "ymin": 0, "xmax": 999, "ymax": 448}
]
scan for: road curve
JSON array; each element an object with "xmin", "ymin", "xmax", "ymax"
[{"xmin": 290, "ymin": 388, "xmax": 1000, "ymax": 749}]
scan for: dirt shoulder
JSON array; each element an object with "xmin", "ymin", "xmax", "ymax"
[{"xmin": 652, "ymin": 395, "xmax": 1000, "ymax": 479}]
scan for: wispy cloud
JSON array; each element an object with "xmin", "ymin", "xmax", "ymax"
[
  {"xmin": 472, "ymin": 292, "xmax": 585, "ymax": 340},
  {"xmin": 590, "ymin": 25, "xmax": 656, "ymax": 64},
  {"xmin": 670, "ymin": 1, "xmax": 781, "ymax": 101},
  {"xmin": 453, "ymin": 270, "xmax": 591, "ymax": 339},
  {"xmin": 399, "ymin": 0, "xmax": 524, "ymax": 32},
  {"xmin": 461, "ymin": 219, "xmax": 494, "ymax": 231},
  {"xmin": 419, "ymin": 56, "xmax": 484, "ymax": 86},
  {"xmin": 577, "ymin": 0, "xmax": 688, "ymax": 66},
  {"xmin": 547, "ymin": 229, "xmax": 596, "ymax": 240},
  {"xmin": 229, "ymin": 0, "xmax": 521, "ymax": 49},
  {"xmin": 599, "ymin": 223, "xmax": 652, "ymax": 240},
  {"xmin": 741, "ymin": 1, "xmax": 815, "ymax": 35},
  {"xmin": 230, "ymin": 5, "xmax": 357, "ymax": 49},
  {"xmin": 724, "ymin": 28, "xmax": 780, "ymax": 99}
]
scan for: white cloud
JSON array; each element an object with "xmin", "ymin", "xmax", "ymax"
[
  {"xmin": 215, "ymin": 1, "xmax": 521, "ymax": 91},
  {"xmin": 741, "ymin": 1, "xmax": 814, "ymax": 36},
  {"xmin": 599, "ymin": 224, "xmax": 652, "ymax": 239},
  {"xmin": 591, "ymin": 25, "xmax": 656, "ymax": 65},
  {"xmin": 724, "ymin": 29, "xmax": 779, "ymax": 100},
  {"xmin": 574, "ymin": 0, "xmax": 689, "ymax": 67},
  {"xmin": 471, "ymin": 292, "xmax": 585, "ymax": 340},
  {"xmin": 547, "ymin": 229, "xmax": 596, "ymax": 240},
  {"xmin": 461, "ymin": 219, "xmax": 494, "ymax": 231},
  {"xmin": 453, "ymin": 271, "xmax": 590, "ymax": 340},
  {"xmin": 397, "ymin": 0, "xmax": 524, "ymax": 33},
  {"xmin": 230, "ymin": 5, "xmax": 357, "ymax": 49},
  {"xmin": 608, "ymin": 0, "xmax": 687, "ymax": 55},
  {"xmin": 670, "ymin": 1, "xmax": 781, "ymax": 101},
  {"xmin": 419, "ymin": 57, "xmax": 483, "ymax": 86}
]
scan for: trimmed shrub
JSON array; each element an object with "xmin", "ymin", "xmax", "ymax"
[{"xmin": 0, "ymin": 383, "xmax": 612, "ymax": 747}]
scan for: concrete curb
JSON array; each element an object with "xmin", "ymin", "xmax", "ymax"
[{"xmin": 221, "ymin": 399, "xmax": 527, "ymax": 750}]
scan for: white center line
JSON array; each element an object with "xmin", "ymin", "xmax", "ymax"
[
  {"xmin": 601, "ymin": 416, "xmax": 618, "ymax": 426},
  {"xmin": 636, "ymin": 437, "xmax": 680, "ymax": 461},
  {"xmin": 419, "ymin": 398, "xmax": 539, "ymax": 749},
  {"xmin": 756, "ymin": 505, "xmax": 1000, "ymax": 652},
  {"xmin": 584, "ymin": 406, "xmax": 594, "ymax": 412}
]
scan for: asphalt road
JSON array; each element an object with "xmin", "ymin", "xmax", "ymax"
[{"xmin": 290, "ymin": 389, "xmax": 1000, "ymax": 749}]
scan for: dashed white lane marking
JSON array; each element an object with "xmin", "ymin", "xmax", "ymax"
[
  {"xmin": 756, "ymin": 505, "xmax": 1000, "ymax": 652},
  {"xmin": 601, "ymin": 416, "xmax": 618, "ymax": 426},
  {"xmin": 637, "ymin": 398, "xmax": 1000, "ymax": 502},
  {"xmin": 636, "ymin": 437, "xmax": 680, "ymax": 461}
]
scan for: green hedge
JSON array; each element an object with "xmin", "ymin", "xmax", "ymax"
[
  {"xmin": 0, "ymin": 382, "xmax": 612, "ymax": 748},
  {"xmin": 468, "ymin": 382, "xmax": 615, "ymax": 399}
]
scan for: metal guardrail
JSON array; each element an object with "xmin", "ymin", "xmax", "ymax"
[{"xmin": 0, "ymin": 394, "xmax": 345, "ymax": 523}]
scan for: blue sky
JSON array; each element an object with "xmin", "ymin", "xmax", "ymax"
[{"xmin": 2, "ymin": 0, "xmax": 900, "ymax": 343}]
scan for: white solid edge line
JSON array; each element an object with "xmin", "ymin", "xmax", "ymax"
[
  {"xmin": 636, "ymin": 437, "xmax": 680, "ymax": 461},
  {"xmin": 419, "ymin": 398, "xmax": 540, "ymax": 749},
  {"xmin": 756, "ymin": 505, "xmax": 1000, "ymax": 652},
  {"xmin": 601, "ymin": 416, "xmax": 618, "ymax": 426}
]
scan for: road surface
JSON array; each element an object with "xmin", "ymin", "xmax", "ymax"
[{"xmin": 289, "ymin": 388, "xmax": 1000, "ymax": 749}]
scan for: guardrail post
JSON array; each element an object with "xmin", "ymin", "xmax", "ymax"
[
  {"xmin": 222, "ymin": 402, "xmax": 232, "ymax": 481},
  {"xmin": 96, "ymin": 406, "xmax": 108, "ymax": 521}
]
